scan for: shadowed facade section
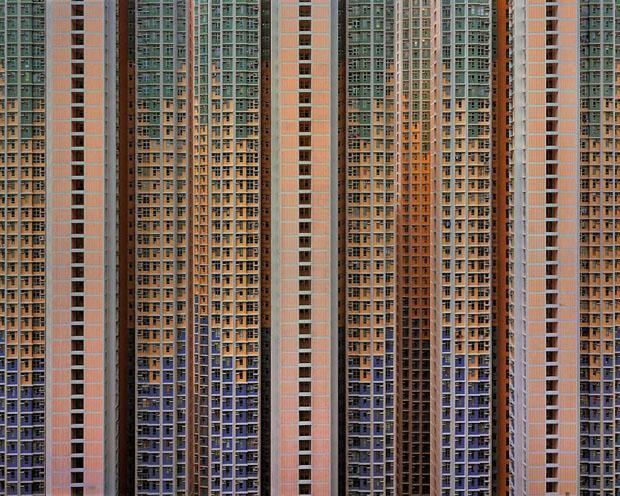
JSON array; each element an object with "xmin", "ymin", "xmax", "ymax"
[{"xmin": 395, "ymin": 0, "xmax": 431, "ymax": 492}]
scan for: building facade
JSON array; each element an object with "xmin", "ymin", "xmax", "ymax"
[
  {"xmin": 45, "ymin": 1, "xmax": 118, "ymax": 494},
  {"xmin": 0, "ymin": 2, "xmax": 47, "ymax": 492},
  {"xmin": 577, "ymin": 1, "xmax": 620, "ymax": 494},
  {"xmin": 0, "ymin": 1, "xmax": 117, "ymax": 495},
  {"xmin": 512, "ymin": 0, "xmax": 581, "ymax": 494},
  {"xmin": 271, "ymin": 0, "xmax": 340, "ymax": 492},
  {"xmin": 395, "ymin": 0, "xmax": 432, "ymax": 492},
  {"xmin": 2, "ymin": 0, "xmax": 620, "ymax": 495},
  {"xmin": 430, "ymin": 0, "xmax": 496, "ymax": 493},
  {"xmin": 202, "ymin": 0, "xmax": 262, "ymax": 492},
  {"xmin": 345, "ymin": 0, "xmax": 397, "ymax": 493},
  {"xmin": 131, "ymin": 0, "xmax": 192, "ymax": 493}
]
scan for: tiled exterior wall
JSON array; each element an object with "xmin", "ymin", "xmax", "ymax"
[
  {"xmin": 519, "ymin": 1, "xmax": 580, "ymax": 493},
  {"xmin": 431, "ymin": 1, "xmax": 495, "ymax": 493},
  {"xmin": 192, "ymin": 0, "xmax": 208, "ymax": 493},
  {"xmin": 271, "ymin": 0, "xmax": 339, "ymax": 493},
  {"xmin": 45, "ymin": 1, "xmax": 113, "ymax": 494}
]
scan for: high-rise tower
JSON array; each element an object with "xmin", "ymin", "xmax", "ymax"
[
  {"xmin": 131, "ymin": 0, "xmax": 192, "ymax": 493},
  {"xmin": 191, "ymin": 0, "xmax": 208, "ymax": 492},
  {"xmin": 578, "ymin": 1, "xmax": 620, "ymax": 494},
  {"xmin": 0, "ymin": 1, "xmax": 118, "ymax": 495},
  {"xmin": 345, "ymin": 0, "xmax": 397, "ymax": 493},
  {"xmin": 395, "ymin": 0, "xmax": 432, "ymax": 492},
  {"xmin": 45, "ymin": 1, "xmax": 118, "ymax": 493},
  {"xmin": 430, "ymin": 1, "xmax": 495, "ymax": 493},
  {"xmin": 271, "ymin": 0, "xmax": 340, "ymax": 493},
  {"xmin": 511, "ymin": 0, "xmax": 581, "ymax": 493},
  {"xmin": 200, "ymin": 0, "xmax": 263, "ymax": 493}
]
